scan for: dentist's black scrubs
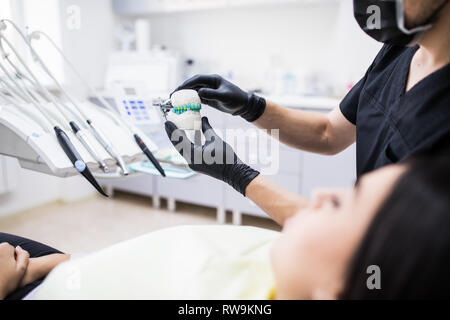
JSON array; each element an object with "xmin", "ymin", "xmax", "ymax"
[{"xmin": 340, "ymin": 44, "xmax": 450, "ymax": 177}]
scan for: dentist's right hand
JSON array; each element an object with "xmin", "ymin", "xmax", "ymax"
[
  {"xmin": 173, "ymin": 74, "xmax": 266, "ymax": 122},
  {"xmin": 165, "ymin": 117, "xmax": 260, "ymax": 196}
]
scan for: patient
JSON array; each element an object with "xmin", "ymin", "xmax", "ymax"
[{"xmin": 0, "ymin": 157, "xmax": 449, "ymax": 299}]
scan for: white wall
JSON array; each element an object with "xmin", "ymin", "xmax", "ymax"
[
  {"xmin": 147, "ymin": 0, "xmax": 382, "ymax": 94},
  {"xmin": 60, "ymin": 0, "xmax": 115, "ymax": 95},
  {"xmin": 0, "ymin": 157, "xmax": 59, "ymax": 217}
]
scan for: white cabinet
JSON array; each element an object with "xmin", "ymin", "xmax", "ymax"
[
  {"xmin": 0, "ymin": 156, "xmax": 17, "ymax": 195},
  {"xmin": 156, "ymin": 174, "xmax": 224, "ymax": 208},
  {"xmin": 102, "ymin": 104, "xmax": 356, "ymax": 223},
  {"xmin": 163, "ymin": 0, "xmax": 228, "ymax": 12},
  {"xmin": 301, "ymin": 144, "xmax": 356, "ymax": 197},
  {"xmin": 224, "ymin": 172, "xmax": 301, "ymax": 218},
  {"xmin": 0, "ymin": 157, "xmax": 6, "ymax": 195},
  {"xmin": 113, "ymin": 0, "xmax": 228, "ymax": 15},
  {"xmin": 101, "ymin": 174, "xmax": 155, "ymax": 197},
  {"xmin": 113, "ymin": 0, "xmax": 338, "ymax": 15}
]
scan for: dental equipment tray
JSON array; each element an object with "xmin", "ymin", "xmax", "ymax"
[
  {"xmin": 128, "ymin": 161, "xmax": 196, "ymax": 179},
  {"xmin": 0, "ymin": 101, "xmax": 158, "ymax": 177}
]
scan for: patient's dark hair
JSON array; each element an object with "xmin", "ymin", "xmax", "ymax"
[{"xmin": 340, "ymin": 156, "xmax": 450, "ymax": 299}]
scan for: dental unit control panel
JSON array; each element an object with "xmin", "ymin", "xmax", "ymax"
[{"xmin": 111, "ymin": 82, "xmax": 162, "ymax": 126}]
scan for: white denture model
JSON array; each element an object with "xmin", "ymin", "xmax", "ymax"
[{"xmin": 167, "ymin": 89, "xmax": 202, "ymax": 131}]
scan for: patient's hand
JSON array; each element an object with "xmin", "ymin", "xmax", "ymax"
[
  {"xmin": 0, "ymin": 243, "xmax": 30, "ymax": 299},
  {"xmin": 20, "ymin": 254, "xmax": 71, "ymax": 288}
]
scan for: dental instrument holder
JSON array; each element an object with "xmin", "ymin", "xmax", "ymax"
[
  {"xmin": 0, "ymin": 19, "xmax": 107, "ymax": 194},
  {"xmin": 27, "ymin": 30, "xmax": 148, "ymax": 177},
  {"xmin": 0, "ymin": 19, "xmax": 161, "ymax": 188},
  {"xmin": 0, "ymin": 100, "xmax": 158, "ymax": 178}
]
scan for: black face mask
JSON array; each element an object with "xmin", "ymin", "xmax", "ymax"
[{"xmin": 354, "ymin": 0, "xmax": 447, "ymax": 46}]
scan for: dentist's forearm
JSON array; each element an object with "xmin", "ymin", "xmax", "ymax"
[
  {"xmin": 245, "ymin": 175, "xmax": 309, "ymax": 226},
  {"xmin": 254, "ymin": 100, "xmax": 338, "ymax": 155}
]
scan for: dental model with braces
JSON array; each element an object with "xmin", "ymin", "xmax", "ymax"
[{"xmin": 167, "ymin": 89, "xmax": 202, "ymax": 131}]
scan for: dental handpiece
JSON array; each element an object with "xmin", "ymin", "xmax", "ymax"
[
  {"xmin": 25, "ymin": 31, "xmax": 129, "ymax": 176},
  {"xmin": 157, "ymin": 99, "xmax": 173, "ymax": 121},
  {"xmin": 70, "ymin": 122, "xmax": 109, "ymax": 173},
  {"xmin": 87, "ymin": 120, "xmax": 129, "ymax": 175},
  {"xmin": 134, "ymin": 134, "xmax": 166, "ymax": 177},
  {"xmin": 0, "ymin": 22, "xmax": 108, "ymax": 197},
  {"xmin": 0, "ymin": 28, "xmax": 102, "ymax": 167},
  {"xmin": 26, "ymin": 30, "xmax": 166, "ymax": 177},
  {"xmin": 54, "ymin": 126, "xmax": 108, "ymax": 197}
]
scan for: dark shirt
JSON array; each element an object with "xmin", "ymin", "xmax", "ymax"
[{"xmin": 340, "ymin": 44, "xmax": 450, "ymax": 177}]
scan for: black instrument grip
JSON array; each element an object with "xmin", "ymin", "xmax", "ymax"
[
  {"xmin": 134, "ymin": 134, "xmax": 166, "ymax": 177},
  {"xmin": 54, "ymin": 126, "xmax": 108, "ymax": 197}
]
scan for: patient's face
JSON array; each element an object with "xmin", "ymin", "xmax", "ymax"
[{"xmin": 271, "ymin": 165, "xmax": 405, "ymax": 300}]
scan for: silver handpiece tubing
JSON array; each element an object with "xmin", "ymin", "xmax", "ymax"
[
  {"xmin": 88, "ymin": 122, "xmax": 129, "ymax": 175},
  {"xmin": 75, "ymin": 129, "xmax": 109, "ymax": 173}
]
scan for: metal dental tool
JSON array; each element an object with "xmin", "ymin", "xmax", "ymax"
[
  {"xmin": 0, "ymin": 80, "xmax": 53, "ymax": 133},
  {"xmin": 27, "ymin": 32, "xmax": 129, "ymax": 176},
  {"xmin": 24, "ymin": 30, "xmax": 127, "ymax": 175},
  {"xmin": 154, "ymin": 97, "xmax": 202, "ymax": 146},
  {"xmin": 28, "ymin": 30, "xmax": 167, "ymax": 177},
  {"xmin": 155, "ymin": 98, "xmax": 174, "ymax": 121}
]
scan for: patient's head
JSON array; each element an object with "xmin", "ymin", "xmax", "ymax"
[{"xmin": 271, "ymin": 157, "xmax": 450, "ymax": 299}]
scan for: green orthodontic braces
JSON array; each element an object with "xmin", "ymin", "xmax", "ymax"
[{"xmin": 172, "ymin": 103, "xmax": 202, "ymax": 114}]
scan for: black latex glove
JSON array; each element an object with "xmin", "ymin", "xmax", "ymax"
[
  {"xmin": 173, "ymin": 74, "xmax": 266, "ymax": 122},
  {"xmin": 165, "ymin": 117, "xmax": 260, "ymax": 196}
]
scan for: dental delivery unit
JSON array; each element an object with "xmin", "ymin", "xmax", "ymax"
[{"xmin": 0, "ymin": 19, "xmax": 166, "ymax": 196}]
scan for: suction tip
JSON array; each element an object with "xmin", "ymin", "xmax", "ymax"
[
  {"xmin": 115, "ymin": 156, "xmax": 130, "ymax": 176},
  {"xmin": 82, "ymin": 168, "xmax": 109, "ymax": 197},
  {"xmin": 100, "ymin": 163, "xmax": 110, "ymax": 173},
  {"xmin": 134, "ymin": 134, "xmax": 166, "ymax": 177}
]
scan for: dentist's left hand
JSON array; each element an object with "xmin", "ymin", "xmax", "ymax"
[{"xmin": 165, "ymin": 117, "xmax": 260, "ymax": 196}]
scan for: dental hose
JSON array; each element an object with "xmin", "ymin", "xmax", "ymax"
[
  {"xmin": 28, "ymin": 30, "xmax": 166, "ymax": 177},
  {"xmin": 0, "ymin": 19, "xmax": 112, "ymax": 174},
  {"xmin": 29, "ymin": 31, "xmax": 166, "ymax": 177},
  {"xmin": 0, "ymin": 20, "xmax": 108, "ymax": 196}
]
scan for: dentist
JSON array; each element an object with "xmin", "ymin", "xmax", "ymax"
[{"xmin": 166, "ymin": 0, "xmax": 450, "ymax": 225}]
